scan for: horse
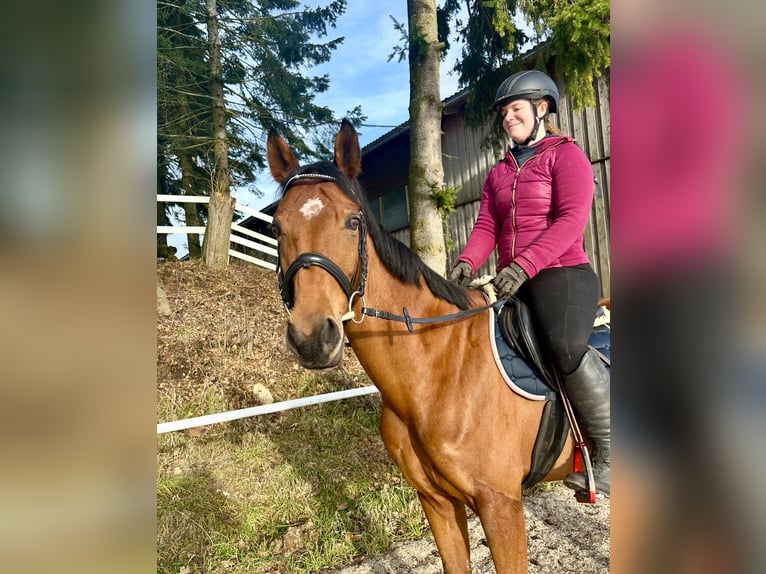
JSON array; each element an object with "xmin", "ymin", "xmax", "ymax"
[{"xmin": 266, "ymin": 119, "xmax": 581, "ymax": 574}]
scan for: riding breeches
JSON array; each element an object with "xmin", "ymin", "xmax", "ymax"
[{"xmin": 518, "ymin": 263, "xmax": 601, "ymax": 375}]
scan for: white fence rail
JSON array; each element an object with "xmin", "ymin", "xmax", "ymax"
[
  {"xmin": 157, "ymin": 194, "xmax": 276, "ymax": 271},
  {"xmin": 157, "ymin": 386, "xmax": 379, "ymax": 434}
]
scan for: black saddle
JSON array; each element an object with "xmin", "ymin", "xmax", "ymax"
[{"xmin": 497, "ymin": 297, "xmax": 556, "ymax": 389}]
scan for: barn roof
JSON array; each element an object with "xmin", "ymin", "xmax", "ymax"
[{"xmin": 360, "ymin": 88, "xmax": 470, "ymax": 155}]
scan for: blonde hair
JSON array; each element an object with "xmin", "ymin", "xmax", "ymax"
[
  {"xmin": 532, "ymin": 98, "xmax": 566, "ymax": 136},
  {"xmin": 544, "ymin": 118, "xmax": 565, "ymax": 136}
]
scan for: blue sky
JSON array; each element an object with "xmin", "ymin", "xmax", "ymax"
[
  {"xmin": 235, "ymin": 1, "xmax": 465, "ymax": 213},
  {"xmin": 310, "ymin": 2, "xmax": 464, "ymax": 147}
]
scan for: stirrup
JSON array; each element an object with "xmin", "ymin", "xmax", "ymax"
[{"xmin": 572, "ymin": 442, "xmax": 598, "ymax": 504}]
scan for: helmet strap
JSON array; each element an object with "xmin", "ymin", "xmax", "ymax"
[
  {"xmin": 521, "ymin": 116, "xmax": 542, "ymax": 146},
  {"xmin": 519, "ymin": 100, "xmax": 543, "ymax": 146}
]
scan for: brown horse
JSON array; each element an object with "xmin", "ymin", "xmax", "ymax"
[{"xmin": 267, "ymin": 120, "xmax": 579, "ymax": 573}]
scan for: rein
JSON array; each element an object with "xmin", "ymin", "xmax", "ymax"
[
  {"xmin": 277, "ymin": 170, "xmax": 497, "ymax": 331},
  {"xmin": 358, "ymin": 301, "xmax": 504, "ymax": 333}
]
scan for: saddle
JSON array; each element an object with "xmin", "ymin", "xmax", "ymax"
[
  {"xmin": 497, "ymin": 297, "xmax": 556, "ymax": 388},
  {"xmin": 494, "ymin": 297, "xmax": 611, "ymax": 490}
]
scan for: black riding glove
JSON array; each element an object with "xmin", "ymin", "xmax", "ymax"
[
  {"xmin": 449, "ymin": 261, "xmax": 473, "ymax": 286},
  {"xmin": 492, "ymin": 262, "xmax": 528, "ymax": 299}
]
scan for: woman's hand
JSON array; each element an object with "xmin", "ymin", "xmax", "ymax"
[
  {"xmin": 449, "ymin": 261, "xmax": 473, "ymax": 286},
  {"xmin": 492, "ymin": 262, "xmax": 528, "ymax": 298}
]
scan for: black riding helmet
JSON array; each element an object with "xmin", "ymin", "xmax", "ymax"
[{"xmin": 493, "ymin": 70, "xmax": 560, "ymax": 113}]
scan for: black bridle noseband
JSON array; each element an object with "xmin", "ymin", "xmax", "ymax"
[{"xmin": 276, "ymin": 171, "xmax": 501, "ymax": 332}]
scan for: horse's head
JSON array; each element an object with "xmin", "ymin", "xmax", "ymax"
[{"xmin": 266, "ymin": 120, "xmax": 366, "ymax": 370}]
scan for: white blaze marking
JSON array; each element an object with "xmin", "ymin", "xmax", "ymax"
[{"xmin": 300, "ymin": 197, "xmax": 324, "ymax": 219}]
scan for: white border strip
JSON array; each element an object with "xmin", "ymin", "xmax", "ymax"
[
  {"xmin": 157, "ymin": 385, "xmax": 379, "ymax": 434},
  {"xmin": 157, "ymin": 225, "xmax": 206, "ymax": 234},
  {"xmin": 235, "ymin": 202, "xmax": 274, "ymax": 223},
  {"xmin": 157, "ymin": 194, "xmax": 210, "ymax": 204},
  {"xmin": 228, "ymin": 233, "xmax": 278, "ymax": 257},
  {"xmin": 231, "ymin": 222, "xmax": 278, "ymax": 246}
]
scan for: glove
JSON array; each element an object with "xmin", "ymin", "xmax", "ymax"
[
  {"xmin": 449, "ymin": 260, "xmax": 473, "ymax": 286},
  {"xmin": 492, "ymin": 262, "xmax": 528, "ymax": 299}
]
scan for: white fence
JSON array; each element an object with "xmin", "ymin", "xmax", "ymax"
[
  {"xmin": 156, "ymin": 194, "xmax": 277, "ymax": 270},
  {"xmin": 157, "ymin": 386, "xmax": 379, "ymax": 434}
]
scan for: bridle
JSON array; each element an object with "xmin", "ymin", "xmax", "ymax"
[
  {"xmin": 276, "ymin": 170, "xmax": 502, "ymax": 331},
  {"xmin": 276, "ymin": 172, "xmax": 368, "ymax": 320}
]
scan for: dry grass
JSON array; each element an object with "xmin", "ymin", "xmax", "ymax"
[{"xmin": 156, "ymin": 260, "xmax": 427, "ymax": 573}]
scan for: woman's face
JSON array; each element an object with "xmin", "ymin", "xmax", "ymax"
[{"xmin": 500, "ymin": 99, "xmax": 546, "ymax": 144}]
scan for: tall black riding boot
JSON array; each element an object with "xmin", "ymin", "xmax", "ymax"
[{"xmin": 563, "ymin": 348, "xmax": 611, "ymax": 496}]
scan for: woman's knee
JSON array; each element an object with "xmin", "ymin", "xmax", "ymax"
[{"xmin": 544, "ymin": 335, "xmax": 588, "ymax": 374}]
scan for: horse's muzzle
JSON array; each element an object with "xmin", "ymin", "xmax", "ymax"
[{"xmin": 285, "ymin": 316, "xmax": 344, "ymax": 370}]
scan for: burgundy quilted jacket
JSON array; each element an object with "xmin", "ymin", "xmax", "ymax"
[{"xmin": 457, "ymin": 135, "xmax": 594, "ymax": 279}]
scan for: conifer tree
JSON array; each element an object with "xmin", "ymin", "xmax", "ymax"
[{"xmin": 157, "ymin": 0, "xmax": 359, "ymax": 265}]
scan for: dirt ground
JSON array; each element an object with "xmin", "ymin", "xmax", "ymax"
[{"xmin": 326, "ymin": 483, "xmax": 610, "ymax": 574}]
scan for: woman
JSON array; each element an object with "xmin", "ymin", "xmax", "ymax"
[{"xmin": 449, "ymin": 70, "xmax": 610, "ymax": 496}]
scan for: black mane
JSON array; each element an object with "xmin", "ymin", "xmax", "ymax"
[{"xmin": 280, "ymin": 161, "xmax": 471, "ymax": 311}]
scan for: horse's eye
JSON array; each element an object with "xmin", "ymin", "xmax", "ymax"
[
  {"xmin": 268, "ymin": 222, "xmax": 281, "ymax": 238},
  {"xmin": 345, "ymin": 215, "xmax": 361, "ymax": 232}
]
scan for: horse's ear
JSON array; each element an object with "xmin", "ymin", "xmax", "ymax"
[
  {"xmin": 267, "ymin": 128, "xmax": 299, "ymax": 183},
  {"xmin": 333, "ymin": 119, "xmax": 362, "ymax": 180}
]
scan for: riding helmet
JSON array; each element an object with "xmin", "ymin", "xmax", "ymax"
[{"xmin": 493, "ymin": 70, "xmax": 559, "ymax": 114}]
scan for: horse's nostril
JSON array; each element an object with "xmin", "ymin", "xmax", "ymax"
[
  {"xmin": 322, "ymin": 318, "xmax": 341, "ymax": 347},
  {"xmin": 285, "ymin": 317, "xmax": 343, "ymax": 369}
]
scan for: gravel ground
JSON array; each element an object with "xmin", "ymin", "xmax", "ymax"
[{"xmin": 326, "ymin": 483, "xmax": 610, "ymax": 574}]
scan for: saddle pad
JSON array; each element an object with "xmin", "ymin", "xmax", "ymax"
[
  {"xmin": 489, "ymin": 306, "xmax": 611, "ymax": 400},
  {"xmin": 488, "ymin": 306, "xmax": 555, "ymax": 401}
]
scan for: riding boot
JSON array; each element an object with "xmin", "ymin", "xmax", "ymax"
[{"xmin": 562, "ymin": 348, "xmax": 611, "ymax": 496}]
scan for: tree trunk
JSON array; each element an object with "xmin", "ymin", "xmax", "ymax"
[
  {"xmin": 179, "ymin": 151, "xmax": 202, "ymax": 259},
  {"xmin": 176, "ymin": 70, "xmax": 203, "ymax": 260},
  {"xmin": 406, "ymin": 0, "xmax": 447, "ymax": 275},
  {"xmin": 156, "ymin": 199, "xmax": 169, "ymax": 258},
  {"xmin": 202, "ymin": 0, "xmax": 234, "ymax": 269},
  {"xmin": 157, "ymin": 152, "xmax": 170, "ymax": 257}
]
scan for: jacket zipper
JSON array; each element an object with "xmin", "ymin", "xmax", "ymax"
[
  {"xmin": 510, "ymin": 161, "xmax": 520, "ymax": 258},
  {"xmin": 507, "ymin": 139, "xmax": 568, "ymax": 260}
]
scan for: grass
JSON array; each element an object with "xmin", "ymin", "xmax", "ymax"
[
  {"xmin": 157, "ymin": 371, "xmax": 428, "ymax": 574},
  {"xmin": 156, "ymin": 262, "xmax": 430, "ymax": 573}
]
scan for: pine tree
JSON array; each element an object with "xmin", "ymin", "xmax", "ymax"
[
  {"xmin": 406, "ymin": 0, "xmax": 450, "ymax": 274},
  {"xmin": 157, "ymin": 0, "xmax": 354, "ymax": 266}
]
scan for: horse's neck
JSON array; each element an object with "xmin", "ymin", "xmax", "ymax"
[{"xmin": 343, "ymin": 257, "xmax": 480, "ymax": 412}]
